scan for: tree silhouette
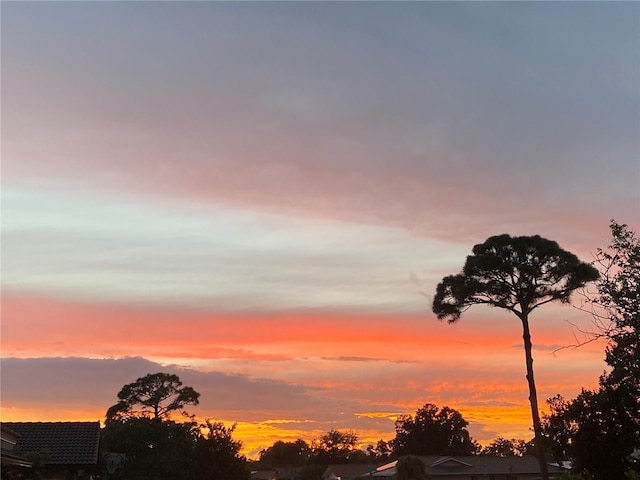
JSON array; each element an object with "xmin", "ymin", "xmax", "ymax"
[
  {"xmin": 106, "ymin": 372, "xmax": 200, "ymax": 422},
  {"xmin": 393, "ymin": 403, "xmax": 476, "ymax": 456},
  {"xmin": 311, "ymin": 429, "xmax": 359, "ymax": 463},
  {"xmin": 481, "ymin": 437, "xmax": 529, "ymax": 457},
  {"xmin": 101, "ymin": 416, "xmax": 197, "ymax": 480},
  {"xmin": 432, "ymin": 234, "xmax": 599, "ymax": 480},
  {"xmin": 259, "ymin": 439, "xmax": 310, "ymax": 468},
  {"xmin": 193, "ymin": 420, "xmax": 251, "ymax": 480},
  {"xmin": 542, "ymin": 222, "xmax": 640, "ymax": 479},
  {"xmin": 366, "ymin": 439, "xmax": 392, "ymax": 461},
  {"xmin": 590, "ymin": 221, "xmax": 640, "ymax": 387},
  {"xmin": 397, "ymin": 455, "xmax": 430, "ymax": 480}
]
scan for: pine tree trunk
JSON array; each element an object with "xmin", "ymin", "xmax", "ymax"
[{"xmin": 520, "ymin": 313, "xmax": 549, "ymax": 480}]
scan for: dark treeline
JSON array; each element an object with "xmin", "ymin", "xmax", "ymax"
[{"xmin": 257, "ymin": 404, "xmax": 538, "ymax": 470}]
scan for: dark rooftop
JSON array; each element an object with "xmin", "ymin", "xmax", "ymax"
[
  {"xmin": 420, "ymin": 455, "xmax": 563, "ymax": 475},
  {"xmin": 325, "ymin": 464, "xmax": 380, "ymax": 479},
  {"xmin": 4, "ymin": 422, "xmax": 100, "ymax": 466}
]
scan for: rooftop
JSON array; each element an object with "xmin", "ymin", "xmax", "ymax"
[{"xmin": 3, "ymin": 421, "xmax": 101, "ymax": 466}]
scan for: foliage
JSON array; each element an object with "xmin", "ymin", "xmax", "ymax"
[
  {"xmin": 106, "ymin": 372, "xmax": 200, "ymax": 422},
  {"xmin": 102, "ymin": 373, "xmax": 247, "ymax": 480},
  {"xmin": 542, "ymin": 221, "xmax": 640, "ymax": 480},
  {"xmin": 480, "ymin": 437, "xmax": 529, "ymax": 457},
  {"xmin": 432, "ymin": 234, "xmax": 598, "ymax": 480},
  {"xmin": 539, "ymin": 395, "xmax": 572, "ymax": 465},
  {"xmin": 432, "ymin": 234, "xmax": 599, "ymax": 323},
  {"xmin": 101, "ymin": 416, "xmax": 198, "ymax": 480},
  {"xmin": 1, "ymin": 449, "xmax": 50, "ymax": 480},
  {"xmin": 259, "ymin": 439, "xmax": 311, "ymax": 468},
  {"xmin": 193, "ymin": 420, "xmax": 251, "ymax": 480},
  {"xmin": 310, "ymin": 429, "xmax": 360, "ymax": 464},
  {"xmin": 590, "ymin": 221, "xmax": 640, "ymax": 387},
  {"xmin": 542, "ymin": 364, "xmax": 640, "ymax": 479},
  {"xmin": 396, "ymin": 455, "xmax": 430, "ymax": 480},
  {"xmin": 315, "ymin": 429, "xmax": 358, "ymax": 453},
  {"xmin": 393, "ymin": 403, "xmax": 477, "ymax": 456},
  {"xmin": 297, "ymin": 463, "xmax": 327, "ymax": 480},
  {"xmin": 102, "ymin": 417, "xmax": 250, "ymax": 480},
  {"xmin": 570, "ymin": 387, "xmax": 638, "ymax": 479},
  {"xmin": 366, "ymin": 439, "xmax": 392, "ymax": 461},
  {"xmin": 627, "ymin": 469, "xmax": 640, "ymax": 480}
]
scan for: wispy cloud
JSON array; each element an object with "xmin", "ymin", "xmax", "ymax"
[
  {"xmin": 2, "ymin": 188, "xmax": 471, "ymax": 313},
  {"xmin": 321, "ymin": 357, "xmax": 416, "ymax": 364}
]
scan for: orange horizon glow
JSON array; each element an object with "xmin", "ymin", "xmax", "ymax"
[
  {"xmin": 0, "ymin": 396, "xmax": 567, "ymax": 460},
  {"xmin": 1, "ymin": 290, "xmax": 605, "ymax": 459},
  {"xmin": 0, "ymin": 402, "xmax": 542, "ymax": 458}
]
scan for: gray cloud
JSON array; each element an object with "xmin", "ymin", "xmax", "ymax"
[
  {"xmin": 3, "ymin": 1, "xmax": 638, "ymax": 251},
  {"xmin": 0, "ymin": 357, "xmax": 398, "ymax": 429}
]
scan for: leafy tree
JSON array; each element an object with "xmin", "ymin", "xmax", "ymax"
[
  {"xmin": 106, "ymin": 372, "xmax": 200, "ymax": 422},
  {"xmin": 102, "ymin": 373, "xmax": 249, "ymax": 480},
  {"xmin": 481, "ymin": 437, "xmax": 529, "ymax": 457},
  {"xmin": 543, "ymin": 387, "xmax": 638, "ymax": 480},
  {"xmin": 432, "ymin": 234, "xmax": 598, "ymax": 479},
  {"xmin": 101, "ymin": 416, "xmax": 197, "ymax": 480},
  {"xmin": 542, "ymin": 222, "xmax": 640, "ymax": 480},
  {"xmin": 396, "ymin": 455, "xmax": 430, "ymax": 480},
  {"xmin": 590, "ymin": 221, "xmax": 640, "ymax": 387},
  {"xmin": 259, "ymin": 439, "xmax": 311, "ymax": 468},
  {"xmin": 311, "ymin": 429, "xmax": 360, "ymax": 464},
  {"xmin": 1, "ymin": 449, "xmax": 50, "ymax": 480},
  {"xmin": 193, "ymin": 420, "xmax": 250, "ymax": 480},
  {"xmin": 366, "ymin": 439, "xmax": 392, "ymax": 461},
  {"xmin": 393, "ymin": 403, "xmax": 477, "ymax": 456},
  {"xmin": 297, "ymin": 463, "xmax": 327, "ymax": 480},
  {"xmin": 539, "ymin": 394, "xmax": 572, "ymax": 466},
  {"xmin": 102, "ymin": 417, "xmax": 250, "ymax": 480},
  {"xmin": 569, "ymin": 387, "xmax": 637, "ymax": 479}
]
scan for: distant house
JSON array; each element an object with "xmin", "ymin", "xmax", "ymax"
[
  {"xmin": 1, "ymin": 424, "xmax": 32, "ymax": 468},
  {"xmin": 369, "ymin": 456, "xmax": 565, "ymax": 480},
  {"xmin": 323, "ymin": 464, "xmax": 380, "ymax": 480},
  {"xmin": 252, "ymin": 467, "xmax": 301, "ymax": 480},
  {"xmin": 3, "ymin": 421, "xmax": 101, "ymax": 480}
]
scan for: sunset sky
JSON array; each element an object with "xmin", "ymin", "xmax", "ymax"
[{"xmin": 2, "ymin": 1, "xmax": 639, "ymax": 458}]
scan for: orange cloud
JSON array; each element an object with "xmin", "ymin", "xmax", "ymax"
[{"xmin": 3, "ymin": 290, "xmax": 602, "ymax": 357}]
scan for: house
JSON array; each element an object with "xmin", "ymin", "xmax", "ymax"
[
  {"xmin": 369, "ymin": 456, "xmax": 565, "ymax": 480},
  {"xmin": 323, "ymin": 464, "xmax": 380, "ymax": 480},
  {"xmin": 252, "ymin": 467, "xmax": 301, "ymax": 480},
  {"xmin": 1, "ymin": 424, "xmax": 32, "ymax": 468},
  {"xmin": 3, "ymin": 421, "xmax": 101, "ymax": 480}
]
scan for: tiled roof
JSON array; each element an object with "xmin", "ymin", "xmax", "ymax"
[
  {"xmin": 1, "ymin": 424, "xmax": 20, "ymax": 441},
  {"xmin": 4, "ymin": 422, "xmax": 100, "ymax": 466}
]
